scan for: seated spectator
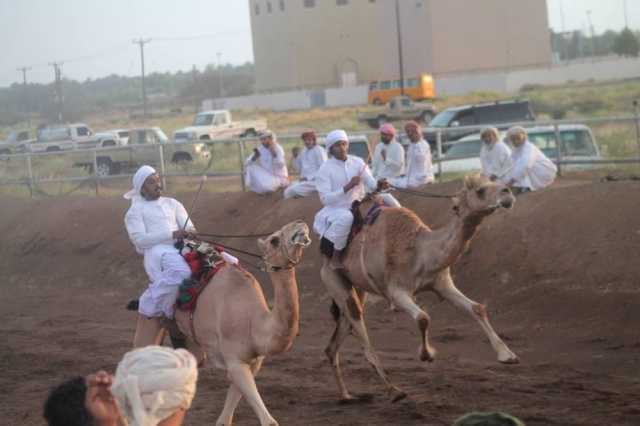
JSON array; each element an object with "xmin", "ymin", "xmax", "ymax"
[
  {"xmin": 284, "ymin": 130, "xmax": 327, "ymax": 199},
  {"xmin": 389, "ymin": 121, "xmax": 434, "ymax": 188},
  {"xmin": 372, "ymin": 123, "xmax": 405, "ymax": 180},
  {"xmin": 44, "ymin": 346, "xmax": 198, "ymax": 426},
  {"xmin": 502, "ymin": 126, "xmax": 557, "ymax": 194},
  {"xmin": 244, "ymin": 130, "xmax": 289, "ymax": 194},
  {"xmin": 479, "ymin": 127, "xmax": 512, "ymax": 181}
]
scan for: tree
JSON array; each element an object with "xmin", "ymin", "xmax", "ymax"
[{"xmin": 612, "ymin": 28, "xmax": 640, "ymax": 57}]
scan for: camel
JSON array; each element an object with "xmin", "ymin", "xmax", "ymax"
[
  {"xmin": 175, "ymin": 220, "xmax": 311, "ymax": 426},
  {"xmin": 320, "ymin": 174, "xmax": 519, "ymax": 402}
]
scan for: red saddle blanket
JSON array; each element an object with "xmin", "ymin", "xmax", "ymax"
[{"xmin": 176, "ymin": 243, "xmax": 226, "ymax": 312}]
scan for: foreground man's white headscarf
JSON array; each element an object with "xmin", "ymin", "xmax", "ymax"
[
  {"xmin": 111, "ymin": 346, "xmax": 198, "ymax": 426},
  {"xmin": 325, "ymin": 129, "xmax": 349, "ymax": 154},
  {"xmin": 124, "ymin": 165, "xmax": 157, "ymax": 201}
]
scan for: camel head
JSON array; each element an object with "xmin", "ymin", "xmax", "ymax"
[
  {"xmin": 453, "ymin": 174, "xmax": 515, "ymax": 217},
  {"xmin": 258, "ymin": 220, "xmax": 311, "ymax": 271}
]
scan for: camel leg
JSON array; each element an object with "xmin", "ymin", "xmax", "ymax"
[
  {"xmin": 216, "ymin": 357, "xmax": 264, "ymax": 426},
  {"xmin": 325, "ymin": 306, "xmax": 355, "ymax": 401},
  {"xmin": 321, "ymin": 265, "xmax": 406, "ymax": 402},
  {"xmin": 390, "ymin": 290, "xmax": 437, "ymax": 362},
  {"xmin": 226, "ymin": 361, "xmax": 277, "ymax": 426},
  {"xmin": 434, "ymin": 271, "xmax": 519, "ymax": 364}
]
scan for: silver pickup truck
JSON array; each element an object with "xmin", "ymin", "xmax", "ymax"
[
  {"xmin": 27, "ymin": 124, "xmax": 100, "ymax": 153},
  {"xmin": 74, "ymin": 127, "xmax": 210, "ymax": 176}
]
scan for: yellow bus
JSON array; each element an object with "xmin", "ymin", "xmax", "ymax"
[{"xmin": 367, "ymin": 73, "xmax": 435, "ymax": 105}]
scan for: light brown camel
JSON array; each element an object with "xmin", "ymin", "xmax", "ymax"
[
  {"xmin": 175, "ymin": 220, "xmax": 311, "ymax": 426},
  {"xmin": 320, "ymin": 174, "xmax": 519, "ymax": 402}
]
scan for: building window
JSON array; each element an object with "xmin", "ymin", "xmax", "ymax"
[
  {"xmin": 304, "ymin": 0, "xmax": 315, "ymax": 8},
  {"xmin": 279, "ymin": 0, "xmax": 285, "ymax": 11},
  {"xmin": 254, "ymin": 2, "xmax": 260, "ymax": 15},
  {"xmin": 267, "ymin": 1, "xmax": 272, "ymax": 13},
  {"xmin": 337, "ymin": 0, "xmax": 348, "ymax": 5}
]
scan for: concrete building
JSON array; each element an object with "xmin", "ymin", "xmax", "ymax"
[{"xmin": 249, "ymin": 0, "xmax": 552, "ymax": 93}]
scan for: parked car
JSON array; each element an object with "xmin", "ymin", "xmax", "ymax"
[
  {"xmin": 437, "ymin": 124, "xmax": 602, "ymax": 174},
  {"xmin": 74, "ymin": 127, "xmax": 210, "ymax": 176},
  {"xmin": 0, "ymin": 130, "xmax": 35, "ymax": 155},
  {"xmin": 423, "ymin": 99, "xmax": 536, "ymax": 149},
  {"xmin": 357, "ymin": 95, "xmax": 437, "ymax": 129},
  {"xmin": 28, "ymin": 123, "xmax": 99, "ymax": 153},
  {"xmin": 173, "ymin": 110, "xmax": 267, "ymax": 142}
]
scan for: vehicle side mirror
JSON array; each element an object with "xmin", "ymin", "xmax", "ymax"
[{"xmin": 450, "ymin": 121, "xmax": 460, "ymax": 127}]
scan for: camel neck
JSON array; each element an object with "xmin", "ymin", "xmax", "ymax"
[
  {"xmin": 426, "ymin": 209, "xmax": 485, "ymax": 271},
  {"xmin": 266, "ymin": 268, "xmax": 299, "ymax": 353}
]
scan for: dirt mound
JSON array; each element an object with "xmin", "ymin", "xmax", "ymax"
[{"xmin": 2, "ymin": 179, "xmax": 639, "ymax": 425}]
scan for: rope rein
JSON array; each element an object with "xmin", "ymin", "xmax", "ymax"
[{"xmin": 390, "ymin": 185, "xmax": 456, "ymax": 199}]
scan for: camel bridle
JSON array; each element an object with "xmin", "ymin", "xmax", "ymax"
[{"xmin": 262, "ymin": 229, "xmax": 310, "ymax": 272}]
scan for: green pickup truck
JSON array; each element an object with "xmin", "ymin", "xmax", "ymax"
[{"xmin": 74, "ymin": 127, "xmax": 210, "ymax": 176}]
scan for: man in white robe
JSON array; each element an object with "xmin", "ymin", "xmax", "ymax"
[
  {"xmin": 372, "ymin": 123, "xmax": 405, "ymax": 180},
  {"xmin": 314, "ymin": 129, "xmax": 400, "ymax": 269},
  {"xmin": 284, "ymin": 130, "xmax": 327, "ymax": 199},
  {"xmin": 245, "ymin": 130, "xmax": 289, "ymax": 194},
  {"xmin": 390, "ymin": 121, "xmax": 434, "ymax": 188},
  {"xmin": 124, "ymin": 165, "xmax": 196, "ymax": 348},
  {"xmin": 479, "ymin": 127, "xmax": 512, "ymax": 181},
  {"xmin": 502, "ymin": 126, "xmax": 557, "ymax": 194}
]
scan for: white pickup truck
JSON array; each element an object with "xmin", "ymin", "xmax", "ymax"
[
  {"xmin": 173, "ymin": 110, "xmax": 267, "ymax": 142},
  {"xmin": 28, "ymin": 124, "xmax": 100, "ymax": 153}
]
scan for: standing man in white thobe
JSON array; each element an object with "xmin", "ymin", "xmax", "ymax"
[
  {"xmin": 372, "ymin": 123, "xmax": 405, "ymax": 180},
  {"xmin": 245, "ymin": 130, "xmax": 289, "ymax": 194},
  {"xmin": 390, "ymin": 121, "xmax": 434, "ymax": 188},
  {"xmin": 479, "ymin": 127, "xmax": 512, "ymax": 181},
  {"xmin": 124, "ymin": 165, "xmax": 196, "ymax": 348},
  {"xmin": 284, "ymin": 130, "xmax": 327, "ymax": 199},
  {"xmin": 502, "ymin": 126, "xmax": 557, "ymax": 194},
  {"xmin": 313, "ymin": 130, "xmax": 400, "ymax": 270}
]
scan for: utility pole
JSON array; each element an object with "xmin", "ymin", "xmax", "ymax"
[
  {"xmin": 559, "ymin": 0, "xmax": 568, "ymax": 61},
  {"xmin": 16, "ymin": 66, "xmax": 31, "ymax": 126},
  {"xmin": 394, "ymin": 0, "xmax": 405, "ymax": 96},
  {"xmin": 192, "ymin": 64, "xmax": 199, "ymax": 112},
  {"xmin": 624, "ymin": 0, "xmax": 629, "ymax": 28},
  {"xmin": 49, "ymin": 62, "xmax": 64, "ymax": 123},
  {"xmin": 586, "ymin": 10, "xmax": 596, "ymax": 57},
  {"xmin": 216, "ymin": 52, "xmax": 224, "ymax": 98},
  {"xmin": 133, "ymin": 38, "xmax": 151, "ymax": 118}
]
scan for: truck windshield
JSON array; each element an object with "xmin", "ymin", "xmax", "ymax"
[
  {"xmin": 429, "ymin": 110, "xmax": 457, "ymax": 128},
  {"xmin": 193, "ymin": 114, "xmax": 214, "ymax": 126}
]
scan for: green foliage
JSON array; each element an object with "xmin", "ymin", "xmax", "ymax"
[{"xmin": 612, "ymin": 28, "xmax": 640, "ymax": 57}]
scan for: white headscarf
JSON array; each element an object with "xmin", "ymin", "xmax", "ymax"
[
  {"xmin": 124, "ymin": 165, "xmax": 157, "ymax": 201},
  {"xmin": 111, "ymin": 346, "xmax": 198, "ymax": 426},
  {"xmin": 325, "ymin": 129, "xmax": 349, "ymax": 154}
]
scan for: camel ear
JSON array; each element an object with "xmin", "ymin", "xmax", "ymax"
[{"xmin": 464, "ymin": 175, "xmax": 474, "ymax": 190}]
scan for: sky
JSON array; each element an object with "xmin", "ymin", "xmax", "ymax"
[{"xmin": 0, "ymin": 0, "xmax": 639, "ymax": 88}]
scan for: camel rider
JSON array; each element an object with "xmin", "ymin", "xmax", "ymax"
[
  {"xmin": 389, "ymin": 121, "xmax": 434, "ymax": 188},
  {"xmin": 245, "ymin": 130, "xmax": 289, "ymax": 194},
  {"xmin": 124, "ymin": 165, "xmax": 196, "ymax": 348},
  {"xmin": 502, "ymin": 126, "xmax": 557, "ymax": 194},
  {"xmin": 372, "ymin": 123, "xmax": 405, "ymax": 180},
  {"xmin": 284, "ymin": 130, "xmax": 327, "ymax": 199},
  {"xmin": 479, "ymin": 127, "xmax": 512, "ymax": 181},
  {"xmin": 313, "ymin": 130, "xmax": 400, "ymax": 270}
]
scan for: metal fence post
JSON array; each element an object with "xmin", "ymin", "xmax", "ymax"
[
  {"xmin": 553, "ymin": 123, "xmax": 563, "ymax": 177},
  {"xmin": 26, "ymin": 152, "xmax": 34, "ymax": 198},
  {"xmin": 93, "ymin": 150, "xmax": 100, "ymax": 196},
  {"xmin": 238, "ymin": 140, "xmax": 246, "ymax": 192},
  {"xmin": 633, "ymin": 100, "xmax": 640, "ymax": 158},
  {"xmin": 436, "ymin": 131, "xmax": 443, "ymax": 181},
  {"xmin": 158, "ymin": 144, "xmax": 167, "ymax": 191}
]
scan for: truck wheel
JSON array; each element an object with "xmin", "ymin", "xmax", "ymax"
[
  {"xmin": 242, "ymin": 129, "xmax": 257, "ymax": 138},
  {"xmin": 199, "ymin": 135, "xmax": 211, "ymax": 141},
  {"xmin": 420, "ymin": 111, "xmax": 434, "ymax": 125},
  {"xmin": 372, "ymin": 98, "xmax": 383, "ymax": 105},
  {"xmin": 96, "ymin": 159, "xmax": 112, "ymax": 177},
  {"xmin": 0, "ymin": 149, "xmax": 10, "ymax": 155},
  {"xmin": 172, "ymin": 153, "xmax": 192, "ymax": 164},
  {"xmin": 46, "ymin": 146, "xmax": 61, "ymax": 152}
]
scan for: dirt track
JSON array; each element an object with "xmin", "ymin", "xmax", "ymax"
[{"xmin": 1, "ymin": 179, "xmax": 640, "ymax": 425}]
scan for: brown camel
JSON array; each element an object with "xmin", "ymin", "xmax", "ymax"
[
  {"xmin": 175, "ymin": 220, "xmax": 311, "ymax": 426},
  {"xmin": 320, "ymin": 174, "xmax": 519, "ymax": 402}
]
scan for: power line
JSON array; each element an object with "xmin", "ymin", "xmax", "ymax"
[{"xmin": 152, "ymin": 30, "xmax": 249, "ymax": 42}]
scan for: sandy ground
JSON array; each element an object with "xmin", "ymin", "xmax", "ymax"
[{"xmin": 1, "ymin": 178, "xmax": 639, "ymax": 425}]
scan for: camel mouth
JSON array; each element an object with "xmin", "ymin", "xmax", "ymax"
[{"xmin": 291, "ymin": 230, "xmax": 311, "ymax": 247}]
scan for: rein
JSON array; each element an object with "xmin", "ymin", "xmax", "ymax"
[
  {"xmin": 196, "ymin": 231, "xmax": 274, "ymax": 239},
  {"xmin": 390, "ymin": 186, "xmax": 456, "ymax": 199}
]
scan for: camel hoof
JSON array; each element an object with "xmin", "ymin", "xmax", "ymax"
[
  {"xmin": 390, "ymin": 388, "xmax": 408, "ymax": 403},
  {"xmin": 419, "ymin": 346, "xmax": 437, "ymax": 363},
  {"xmin": 339, "ymin": 393, "xmax": 374, "ymax": 405},
  {"xmin": 499, "ymin": 356, "xmax": 520, "ymax": 365}
]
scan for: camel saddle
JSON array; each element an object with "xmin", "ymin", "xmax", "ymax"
[
  {"xmin": 320, "ymin": 200, "xmax": 386, "ymax": 257},
  {"xmin": 176, "ymin": 240, "xmax": 227, "ymax": 312}
]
